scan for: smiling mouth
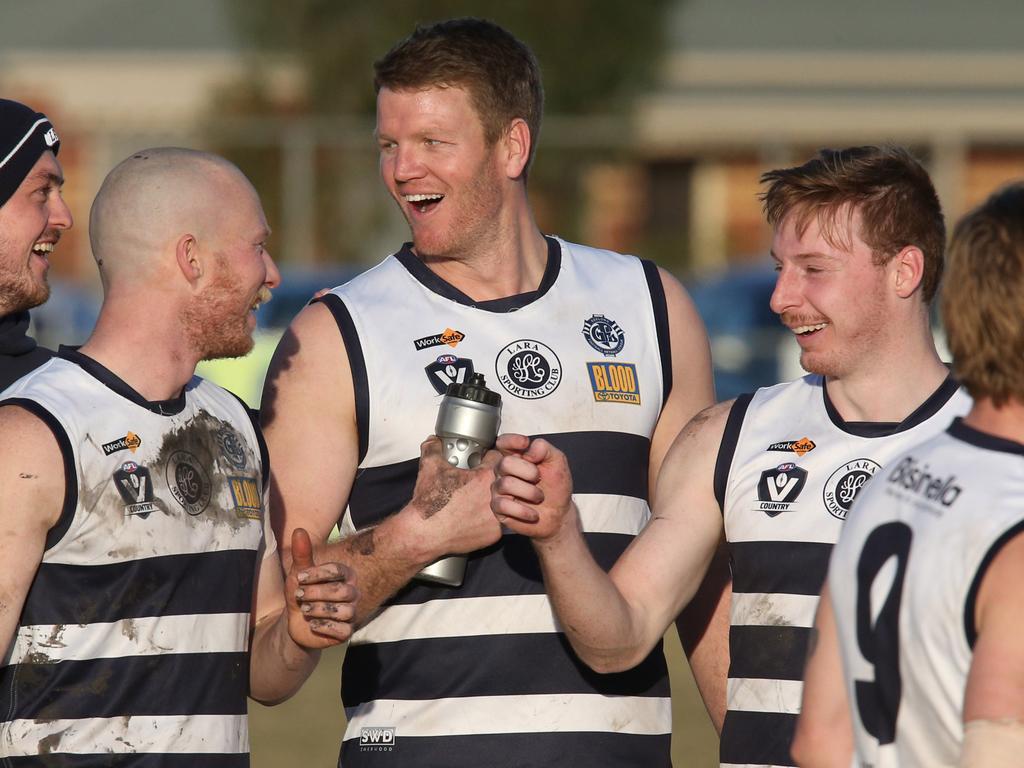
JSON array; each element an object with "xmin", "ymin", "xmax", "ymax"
[
  {"xmin": 32, "ymin": 242, "xmax": 55, "ymax": 260},
  {"xmin": 403, "ymin": 193, "xmax": 444, "ymax": 213},
  {"xmin": 791, "ymin": 322, "xmax": 829, "ymax": 336},
  {"xmin": 251, "ymin": 286, "xmax": 272, "ymax": 312}
]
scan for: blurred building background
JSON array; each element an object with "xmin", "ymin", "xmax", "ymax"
[
  {"xmin": 4, "ymin": 0, "xmax": 1018, "ymax": 401},
  {"xmin": 3, "ymin": 0, "xmax": 1023, "ymax": 763}
]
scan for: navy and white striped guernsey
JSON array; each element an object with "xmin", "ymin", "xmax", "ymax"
[
  {"xmin": 0, "ymin": 348, "xmax": 271, "ymax": 767},
  {"xmin": 714, "ymin": 373, "xmax": 969, "ymax": 767},
  {"xmin": 325, "ymin": 236, "xmax": 674, "ymax": 767},
  {"xmin": 830, "ymin": 418, "xmax": 1024, "ymax": 767}
]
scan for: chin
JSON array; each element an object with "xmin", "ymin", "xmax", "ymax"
[{"xmin": 201, "ymin": 334, "xmax": 255, "ymax": 362}]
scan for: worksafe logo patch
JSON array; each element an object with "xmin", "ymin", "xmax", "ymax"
[
  {"xmin": 587, "ymin": 362, "xmax": 641, "ymax": 404},
  {"xmin": 414, "ymin": 328, "xmax": 465, "ymax": 351},
  {"xmin": 766, "ymin": 437, "xmax": 816, "ymax": 457},
  {"xmin": 360, "ymin": 727, "xmax": 395, "ymax": 752},
  {"xmin": 102, "ymin": 431, "xmax": 142, "ymax": 456}
]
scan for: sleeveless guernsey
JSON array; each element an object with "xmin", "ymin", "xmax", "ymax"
[
  {"xmin": 326, "ymin": 236, "xmax": 674, "ymax": 767},
  {"xmin": 0, "ymin": 348, "xmax": 270, "ymax": 767},
  {"xmin": 830, "ymin": 419, "xmax": 1024, "ymax": 768},
  {"xmin": 715, "ymin": 373, "xmax": 969, "ymax": 767}
]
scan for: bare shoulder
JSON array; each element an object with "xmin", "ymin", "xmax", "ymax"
[
  {"xmin": 261, "ymin": 299, "xmax": 352, "ymax": 428},
  {"xmin": 0, "ymin": 404, "xmax": 66, "ymax": 526},
  {"xmin": 656, "ymin": 266, "xmax": 706, "ymax": 330},
  {"xmin": 671, "ymin": 399, "xmax": 736, "ymax": 454}
]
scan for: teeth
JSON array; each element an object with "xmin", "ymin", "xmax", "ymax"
[
  {"xmin": 32, "ymin": 243, "xmax": 54, "ymax": 254},
  {"xmin": 252, "ymin": 286, "xmax": 273, "ymax": 311},
  {"xmin": 404, "ymin": 194, "xmax": 443, "ymax": 203},
  {"xmin": 793, "ymin": 323, "xmax": 828, "ymax": 334}
]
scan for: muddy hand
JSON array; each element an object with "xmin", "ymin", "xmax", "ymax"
[{"xmin": 288, "ymin": 527, "xmax": 358, "ymax": 647}]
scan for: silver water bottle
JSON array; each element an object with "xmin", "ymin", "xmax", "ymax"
[{"xmin": 416, "ymin": 372, "xmax": 502, "ymax": 587}]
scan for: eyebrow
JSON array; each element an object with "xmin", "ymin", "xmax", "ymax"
[{"xmin": 24, "ymin": 171, "xmax": 65, "ymax": 188}]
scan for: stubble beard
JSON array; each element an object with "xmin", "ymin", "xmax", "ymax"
[
  {"xmin": 0, "ymin": 237, "xmax": 50, "ymax": 315},
  {"xmin": 409, "ymin": 157, "xmax": 504, "ymax": 261}
]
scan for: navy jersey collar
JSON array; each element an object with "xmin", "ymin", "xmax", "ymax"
[
  {"xmin": 394, "ymin": 235, "xmax": 561, "ymax": 312},
  {"xmin": 58, "ymin": 345, "xmax": 190, "ymax": 416},
  {"xmin": 822, "ymin": 372, "xmax": 961, "ymax": 437}
]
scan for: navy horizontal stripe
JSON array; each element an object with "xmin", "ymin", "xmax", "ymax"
[
  {"xmin": 389, "ymin": 530, "xmax": 633, "ymax": 604},
  {"xmin": 342, "ymin": 634, "xmax": 668, "ymax": 707},
  {"xmin": 1, "ymin": 652, "xmax": 249, "ymax": 721},
  {"xmin": 720, "ymin": 709, "xmax": 797, "ymax": 766},
  {"xmin": 340, "ymin": 730, "xmax": 671, "ymax": 768},
  {"xmin": 348, "ymin": 430, "xmax": 650, "ymax": 528},
  {"xmin": 730, "ymin": 540, "xmax": 833, "ymax": 596},
  {"xmin": 21, "ymin": 549, "xmax": 258, "ymax": 625},
  {"xmin": 729, "ymin": 624, "xmax": 811, "ymax": 682},
  {"xmin": 3, "ymin": 754, "xmax": 249, "ymax": 767}
]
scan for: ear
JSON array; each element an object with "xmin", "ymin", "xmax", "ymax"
[
  {"xmin": 892, "ymin": 245, "xmax": 925, "ymax": 299},
  {"xmin": 175, "ymin": 234, "xmax": 203, "ymax": 286},
  {"xmin": 502, "ymin": 118, "xmax": 531, "ymax": 180}
]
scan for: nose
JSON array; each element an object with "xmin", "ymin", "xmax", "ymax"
[
  {"xmin": 263, "ymin": 249, "xmax": 281, "ymax": 289},
  {"xmin": 49, "ymin": 193, "xmax": 73, "ymax": 231},
  {"xmin": 769, "ymin": 264, "xmax": 799, "ymax": 316},
  {"xmin": 391, "ymin": 145, "xmax": 425, "ymax": 183}
]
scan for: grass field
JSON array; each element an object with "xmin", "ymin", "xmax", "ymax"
[{"xmin": 250, "ymin": 626, "xmax": 719, "ymax": 767}]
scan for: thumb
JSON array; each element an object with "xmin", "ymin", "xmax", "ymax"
[{"xmin": 290, "ymin": 527, "xmax": 316, "ymax": 572}]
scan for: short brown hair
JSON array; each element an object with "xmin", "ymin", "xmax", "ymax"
[
  {"xmin": 942, "ymin": 183, "xmax": 1024, "ymax": 406},
  {"xmin": 760, "ymin": 146, "xmax": 946, "ymax": 302},
  {"xmin": 374, "ymin": 18, "xmax": 544, "ymax": 175}
]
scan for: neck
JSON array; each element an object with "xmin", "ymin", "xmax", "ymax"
[
  {"xmin": 824, "ymin": 323, "xmax": 949, "ymax": 423},
  {"xmin": 416, "ymin": 199, "xmax": 548, "ymax": 301},
  {"xmin": 963, "ymin": 398, "xmax": 1024, "ymax": 444},
  {"xmin": 78, "ymin": 297, "xmax": 198, "ymax": 402}
]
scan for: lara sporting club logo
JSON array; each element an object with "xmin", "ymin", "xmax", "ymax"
[
  {"xmin": 425, "ymin": 354, "xmax": 475, "ymax": 395},
  {"xmin": 102, "ymin": 431, "xmax": 142, "ymax": 456},
  {"xmin": 414, "ymin": 327, "xmax": 465, "ymax": 351},
  {"xmin": 165, "ymin": 450, "xmax": 212, "ymax": 516},
  {"xmin": 765, "ymin": 437, "xmax": 816, "ymax": 457},
  {"xmin": 359, "ymin": 726, "xmax": 395, "ymax": 752},
  {"xmin": 823, "ymin": 458, "xmax": 881, "ymax": 520},
  {"xmin": 582, "ymin": 314, "xmax": 625, "ymax": 356},
  {"xmin": 756, "ymin": 462, "xmax": 808, "ymax": 516},
  {"xmin": 495, "ymin": 339, "xmax": 561, "ymax": 399}
]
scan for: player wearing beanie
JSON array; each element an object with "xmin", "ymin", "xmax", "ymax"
[{"xmin": 0, "ymin": 98, "xmax": 72, "ymax": 391}]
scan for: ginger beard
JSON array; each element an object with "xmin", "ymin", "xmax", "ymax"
[{"xmin": 181, "ymin": 257, "xmax": 270, "ymax": 361}]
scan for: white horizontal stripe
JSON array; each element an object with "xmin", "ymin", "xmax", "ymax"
[
  {"xmin": 5, "ymin": 613, "xmax": 249, "ymax": 665},
  {"xmin": 575, "ymin": 493, "xmax": 650, "ymax": 536},
  {"xmin": 343, "ymin": 693, "xmax": 671, "ymax": 739},
  {"xmin": 352, "ymin": 594, "xmax": 558, "ymax": 645},
  {"xmin": 728, "ymin": 677, "xmax": 805, "ymax": 715},
  {"xmin": 0, "ymin": 714, "xmax": 248, "ymax": 756},
  {"xmin": 731, "ymin": 591, "xmax": 820, "ymax": 628}
]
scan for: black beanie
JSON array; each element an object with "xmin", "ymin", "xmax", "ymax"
[{"xmin": 0, "ymin": 99, "xmax": 61, "ymax": 209}]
